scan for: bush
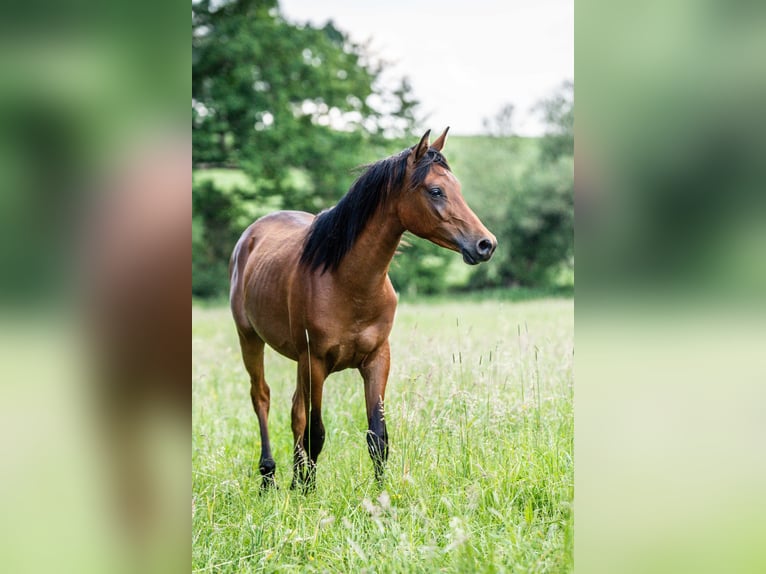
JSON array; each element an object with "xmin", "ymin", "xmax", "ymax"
[
  {"xmin": 389, "ymin": 236, "xmax": 452, "ymax": 296},
  {"xmin": 192, "ymin": 180, "xmax": 246, "ymax": 298}
]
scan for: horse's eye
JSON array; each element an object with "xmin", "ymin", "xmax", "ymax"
[{"xmin": 428, "ymin": 187, "xmax": 444, "ymax": 198}]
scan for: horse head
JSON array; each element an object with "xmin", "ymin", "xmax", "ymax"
[{"xmin": 397, "ymin": 128, "xmax": 497, "ymax": 264}]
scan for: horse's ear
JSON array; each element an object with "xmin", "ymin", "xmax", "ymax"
[
  {"xmin": 412, "ymin": 129, "xmax": 431, "ymax": 162},
  {"xmin": 432, "ymin": 126, "xmax": 450, "ymax": 152}
]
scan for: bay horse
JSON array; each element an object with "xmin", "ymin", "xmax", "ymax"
[{"xmin": 229, "ymin": 128, "xmax": 496, "ymax": 490}]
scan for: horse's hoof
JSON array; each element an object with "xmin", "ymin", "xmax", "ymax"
[{"xmin": 259, "ymin": 477, "xmax": 278, "ymax": 494}]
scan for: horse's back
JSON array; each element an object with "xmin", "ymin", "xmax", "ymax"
[{"xmin": 230, "ymin": 211, "xmax": 314, "ymax": 349}]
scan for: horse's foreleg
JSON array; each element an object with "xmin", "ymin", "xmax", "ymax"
[
  {"xmin": 238, "ymin": 331, "xmax": 276, "ymax": 489},
  {"xmin": 291, "ymin": 354, "xmax": 326, "ymax": 491},
  {"xmin": 360, "ymin": 342, "xmax": 391, "ymax": 482}
]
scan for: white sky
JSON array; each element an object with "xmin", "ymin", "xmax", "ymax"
[{"xmin": 279, "ymin": 0, "xmax": 573, "ymax": 136}]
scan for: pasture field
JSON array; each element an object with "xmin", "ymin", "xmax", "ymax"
[{"xmin": 193, "ymin": 296, "xmax": 573, "ymax": 573}]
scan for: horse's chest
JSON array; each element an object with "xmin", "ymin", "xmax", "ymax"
[
  {"xmin": 305, "ymin": 288, "xmax": 396, "ymax": 372},
  {"xmin": 319, "ymin": 323, "xmax": 388, "ymax": 372}
]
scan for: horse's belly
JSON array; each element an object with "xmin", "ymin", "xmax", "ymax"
[
  {"xmin": 247, "ymin": 293, "xmax": 300, "ymax": 360},
  {"xmin": 243, "ymin": 256, "xmax": 301, "ymax": 360}
]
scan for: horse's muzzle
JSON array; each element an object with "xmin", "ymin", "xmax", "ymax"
[{"xmin": 460, "ymin": 236, "xmax": 497, "ymax": 265}]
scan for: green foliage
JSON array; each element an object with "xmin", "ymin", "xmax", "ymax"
[
  {"xmin": 464, "ymin": 83, "xmax": 574, "ymax": 288},
  {"xmin": 537, "ymin": 80, "xmax": 574, "ymax": 163},
  {"xmin": 193, "ymin": 297, "xmax": 573, "ymax": 572},
  {"xmin": 389, "ymin": 235, "xmax": 453, "ymax": 296},
  {"xmin": 192, "ymin": 216, "xmax": 222, "ymax": 299},
  {"xmin": 192, "ymin": 180, "xmax": 249, "ymax": 298},
  {"xmin": 193, "ymin": 0, "xmax": 420, "ymax": 212},
  {"xmin": 500, "ymin": 155, "xmax": 574, "ymax": 286}
]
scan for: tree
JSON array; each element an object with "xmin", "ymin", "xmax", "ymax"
[
  {"xmin": 510, "ymin": 81, "xmax": 574, "ymax": 285},
  {"xmin": 469, "ymin": 82, "xmax": 574, "ymax": 288},
  {"xmin": 483, "ymin": 103, "xmax": 516, "ymax": 138},
  {"xmin": 502, "ymin": 155, "xmax": 573, "ymax": 285},
  {"xmin": 537, "ymin": 80, "xmax": 574, "ymax": 162},
  {"xmin": 192, "ymin": 180, "xmax": 246, "ymax": 298},
  {"xmin": 192, "ymin": 0, "xmax": 420, "ymax": 210},
  {"xmin": 191, "ymin": 0, "xmax": 424, "ymax": 297}
]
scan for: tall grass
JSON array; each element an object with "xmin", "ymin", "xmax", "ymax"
[{"xmin": 193, "ymin": 297, "xmax": 573, "ymax": 572}]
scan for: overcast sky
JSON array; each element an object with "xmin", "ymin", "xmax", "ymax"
[{"xmin": 279, "ymin": 0, "xmax": 573, "ymax": 136}]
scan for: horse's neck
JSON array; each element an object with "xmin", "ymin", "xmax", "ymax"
[{"xmin": 335, "ymin": 205, "xmax": 404, "ymax": 294}]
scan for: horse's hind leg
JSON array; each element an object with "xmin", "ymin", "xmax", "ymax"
[{"xmin": 237, "ymin": 330, "xmax": 276, "ymax": 489}]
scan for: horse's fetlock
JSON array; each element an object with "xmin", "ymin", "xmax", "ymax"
[
  {"xmin": 259, "ymin": 457, "xmax": 276, "ymax": 477},
  {"xmin": 366, "ymin": 431, "xmax": 388, "ymax": 461}
]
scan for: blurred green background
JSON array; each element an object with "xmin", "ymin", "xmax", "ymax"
[
  {"xmin": 576, "ymin": 1, "xmax": 766, "ymax": 574},
  {"xmin": 577, "ymin": 0, "xmax": 766, "ymax": 300},
  {"xmin": 192, "ymin": 0, "xmax": 574, "ymax": 299}
]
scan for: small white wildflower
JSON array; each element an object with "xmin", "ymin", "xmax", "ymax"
[
  {"xmin": 444, "ymin": 516, "xmax": 468, "ymax": 552},
  {"xmin": 319, "ymin": 515, "xmax": 335, "ymax": 528},
  {"xmin": 465, "ymin": 484, "xmax": 480, "ymax": 511},
  {"xmin": 377, "ymin": 491, "xmax": 391, "ymax": 511},
  {"xmin": 361, "ymin": 498, "xmax": 380, "ymax": 516}
]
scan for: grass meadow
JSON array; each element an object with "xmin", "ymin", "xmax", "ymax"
[{"xmin": 193, "ymin": 296, "xmax": 573, "ymax": 573}]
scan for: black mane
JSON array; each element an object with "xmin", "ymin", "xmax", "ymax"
[{"xmin": 300, "ymin": 147, "xmax": 450, "ymax": 273}]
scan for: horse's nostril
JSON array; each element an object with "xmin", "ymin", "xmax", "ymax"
[{"xmin": 477, "ymin": 238, "xmax": 493, "ymax": 256}]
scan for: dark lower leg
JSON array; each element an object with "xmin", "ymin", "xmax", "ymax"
[
  {"xmin": 257, "ymin": 423, "xmax": 276, "ymax": 488},
  {"xmin": 292, "ymin": 410, "xmax": 324, "ymax": 491},
  {"xmin": 366, "ymin": 399, "xmax": 389, "ymax": 481},
  {"xmin": 290, "ymin": 354, "xmax": 327, "ymax": 491},
  {"xmin": 304, "ymin": 409, "xmax": 326, "ymax": 463},
  {"xmin": 252, "ymin": 387, "xmax": 276, "ymax": 489},
  {"xmin": 291, "ymin": 444, "xmax": 315, "ymax": 490},
  {"xmin": 290, "ymin": 388, "xmax": 313, "ymax": 490}
]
